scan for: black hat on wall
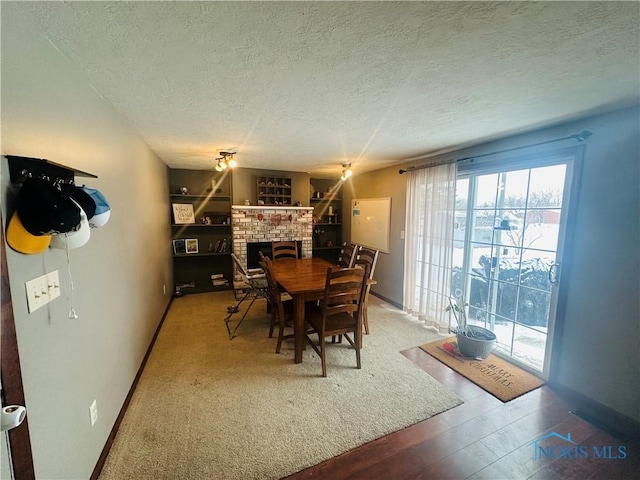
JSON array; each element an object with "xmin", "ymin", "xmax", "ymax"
[
  {"xmin": 16, "ymin": 178, "xmax": 81, "ymax": 235},
  {"xmin": 61, "ymin": 184, "xmax": 97, "ymax": 219}
]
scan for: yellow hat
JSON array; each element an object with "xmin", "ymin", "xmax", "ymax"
[{"xmin": 6, "ymin": 212, "xmax": 51, "ymax": 254}]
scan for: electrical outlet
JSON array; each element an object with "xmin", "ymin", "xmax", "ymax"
[
  {"xmin": 47, "ymin": 270, "xmax": 61, "ymax": 301},
  {"xmin": 25, "ymin": 274, "xmax": 50, "ymax": 313},
  {"xmin": 89, "ymin": 399, "xmax": 98, "ymax": 426}
]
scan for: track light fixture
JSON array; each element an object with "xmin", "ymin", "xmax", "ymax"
[
  {"xmin": 215, "ymin": 151, "xmax": 237, "ymax": 172},
  {"xmin": 340, "ymin": 163, "xmax": 353, "ymax": 181}
]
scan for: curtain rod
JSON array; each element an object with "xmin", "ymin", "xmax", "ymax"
[{"xmin": 398, "ymin": 130, "xmax": 592, "ymax": 174}]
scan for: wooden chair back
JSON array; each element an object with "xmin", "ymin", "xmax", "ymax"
[
  {"xmin": 272, "ymin": 240, "xmax": 298, "ymax": 260},
  {"xmin": 260, "ymin": 255, "xmax": 294, "ymax": 352},
  {"xmin": 352, "ymin": 246, "xmax": 379, "ymax": 335},
  {"xmin": 321, "ymin": 266, "xmax": 369, "ymax": 321},
  {"xmin": 259, "ymin": 256, "xmax": 278, "ymax": 303},
  {"xmin": 353, "ymin": 246, "xmax": 379, "ymax": 279},
  {"xmin": 304, "ymin": 265, "xmax": 370, "ymax": 376},
  {"xmin": 337, "ymin": 242, "xmax": 357, "ymax": 268}
]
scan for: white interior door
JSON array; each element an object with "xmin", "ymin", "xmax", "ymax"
[{"xmin": 2, "ymin": 377, "xmax": 15, "ymax": 480}]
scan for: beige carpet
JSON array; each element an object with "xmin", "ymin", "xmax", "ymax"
[{"xmin": 99, "ymin": 292, "xmax": 462, "ymax": 480}]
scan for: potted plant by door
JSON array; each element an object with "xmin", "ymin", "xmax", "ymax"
[{"xmin": 446, "ymin": 294, "xmax": 496, "ymax": 360}]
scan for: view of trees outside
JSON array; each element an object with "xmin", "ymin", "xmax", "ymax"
[{"xmin": 452, "ymin": 165, "xmax": 566, "ymax": 370}]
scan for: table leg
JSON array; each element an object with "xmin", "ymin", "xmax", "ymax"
[{"xmin": 294, "ymin": 295, "xmax": 305, "ymax": 363}]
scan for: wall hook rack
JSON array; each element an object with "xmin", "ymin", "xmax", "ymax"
[{"xmin": 6, "ymin": 155, "xmax": 98, "ymax": 184}]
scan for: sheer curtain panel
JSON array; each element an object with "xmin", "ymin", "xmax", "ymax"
[{"xmin": 403, "ymin": 162, "xmax": 457, "ymax": 333}]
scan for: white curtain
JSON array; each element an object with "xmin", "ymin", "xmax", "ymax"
[{"xmin": 403, "ymin": 162, "xmax": 457, "ymax": 333}]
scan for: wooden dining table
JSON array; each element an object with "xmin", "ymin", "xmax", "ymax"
[{"xmin": 268, "ymin": 257, "xmax": 337, "ymax": 363}]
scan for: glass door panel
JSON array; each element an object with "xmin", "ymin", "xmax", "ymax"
[
  {"xmin": 475, "ymin": 173, "xmax": 499, "ymax": 208},
  {"xmin": 471, "ymin": 210, "xmax": 497, "ymax": 243},
  {"xmin": 512, "ymin": 324, "xmax": 547, "ymax": 371},
  {"xmin": 456, "ymin": 158, "xmax": 571, "ymax": 376}
]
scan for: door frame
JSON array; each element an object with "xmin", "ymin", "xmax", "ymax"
[
  {"xmin": 547, "ymin": 145, "xmax": 586, "ymax": 384},
  {"xmin": 1, "ymin": 213, "xmax": 36, "ymax": 479},
  {"xmin": 456, "ymin": 145, "xmax": 586, "ymax": 379}
]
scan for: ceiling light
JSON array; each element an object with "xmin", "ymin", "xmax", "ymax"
[
  {"xmin": 340, "ymin": 163, "xmax": 353, "ymax": 181},
  {"xmin": 215, "ymin": 151, "xmax": 237, "ymax": 172}
]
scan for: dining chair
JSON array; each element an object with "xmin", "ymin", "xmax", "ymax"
[
  {"xmin": 336, "ymin": 242, "xmax": 357, "ymax": 268},
  {"xmin": 260, "ymin": 256, "xmax": 294, "ymax": 352},
  {"xmin": 224, "ymin": 253, "xmax": 268, "ymax": 339},
  {"xmin": 304, "ymin": 265, "xmax": 369, "ymax": 377},
  {"xmin": 271, "ymin": 240, "xmax": 298, "ymax": 260},
  {"xmin": 353, "ymin": 246, "xmax": 379, "ymax": 335}
]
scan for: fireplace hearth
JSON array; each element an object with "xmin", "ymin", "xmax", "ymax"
[{"xmin": 231, "ymin": 205, "xmax": 314, "ymax": 275}]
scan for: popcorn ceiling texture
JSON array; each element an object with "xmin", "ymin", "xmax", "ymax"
[{"xmin": 4, "ymin": 2, "xmax": 639, "ymax": 175}]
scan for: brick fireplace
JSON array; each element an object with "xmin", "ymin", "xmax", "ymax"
[{"xmin": 231, "ymin": 206, "xmax": 314, "ymax": 270}]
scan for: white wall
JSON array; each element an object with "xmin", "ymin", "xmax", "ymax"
[
  {"xmin": 552, "ymin": 107, "xmax": 639, "ymax": 420},
  {"xmin": 1, "ymin": 9, "xmax": 173, "ymax": 479},
  {"xmin": 345, "ymin": 106, "xmax": 639, "ymax": 422}
]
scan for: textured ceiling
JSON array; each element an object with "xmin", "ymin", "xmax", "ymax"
[{"xmin": 3, "ymin": 1, "xmax": 639, "ymax": 177}]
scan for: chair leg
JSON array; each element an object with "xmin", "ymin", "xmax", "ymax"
[
  {"xmin": 320, "ymin": 335, "xmax": 327, "ymax": 377},
  {"xmin": 224, "ymin": 294, "xmax": 258, "ymax": 340},
  {"xmin": 275, "ymin": 311, "xmax": 286, "ymax": 353},
  {"xmin": 363, "ymin": 287, "xmax": 371, "ymax": 335},
  {"xmin": 355, "ymin": 324, "xmax": 362, "ymax": 369},
  {"xmin": 268, "ymin": 305, "xmax": 276, "ymax": 338}
]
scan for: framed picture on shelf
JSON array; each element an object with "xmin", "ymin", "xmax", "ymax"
[
  {"xmin": 172, "ymin": 203, "xmax": 195, "ymax": 224},
  {"xmin": 172, "ymin": 239, "xmax": 186, "ymax": 255},
  {"xmin": 185, "ymin": 238, "xmax": 199, "ymax": 254}
]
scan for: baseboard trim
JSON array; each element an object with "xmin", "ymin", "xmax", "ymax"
[
  {"xmin": 370, "ymin": 291, "xmax": 403, "ymax": 310},
  {"xmin": 90, "ymin": 297, "xmax": 174, "ymax": 480},
  {"xmin": 550, "ymin": 381, "xmax": 640, "ymax": 444}
]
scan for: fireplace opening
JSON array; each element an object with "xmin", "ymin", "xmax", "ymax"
[{"xmin": 246, "ymin": 241, "xmax": 302, "ymax": 269}]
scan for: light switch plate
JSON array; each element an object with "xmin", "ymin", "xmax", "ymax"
[
  {"xmin": 89, "ymin": 399, "xmax": 98, "ymax": 426},
  {"xmin": 47, "ymin": 270, "xmax": 61, "ymax": 301},
  {"xmin": 25, "ymin": 274, "xmax": 49, "ymax": 313},
  {"xmin": 25, "ymin": 270, "xmax": 61, "ymax": 313}
]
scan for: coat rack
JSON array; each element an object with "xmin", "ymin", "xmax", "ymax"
[{"xmin": 6, "ymin": 155, "xmax": 97, "ymax": 184}]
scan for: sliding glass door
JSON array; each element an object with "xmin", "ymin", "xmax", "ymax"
[{"xmin": 453, "ymin": 151, "xmax": 576, "ymax": 377}]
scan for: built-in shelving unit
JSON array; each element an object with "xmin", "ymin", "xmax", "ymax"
[
  {"xmin": 168, "ymin": 170, "xmax": 233, "ymax": 295},
  {"xmin": 257, "ymin": 176, "xmax": 292, "ymax": 205},
  {"xmin": 310, "ymin": 179, "xmax": 343, "ymax": 263}
]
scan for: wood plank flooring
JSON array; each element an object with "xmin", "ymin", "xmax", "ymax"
[{"xmin": 285, "ymin": 347, "xmax": 639, "ymax": 480}]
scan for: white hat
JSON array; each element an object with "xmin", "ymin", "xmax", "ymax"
[{"xmin": 50, "ymin": 199, "xmax": 91, "ymax": 250}]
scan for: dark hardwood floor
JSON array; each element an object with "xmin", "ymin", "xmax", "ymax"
[{"xmin": 285, "ymin": 347, "xmax": 639, "ymax": 480}]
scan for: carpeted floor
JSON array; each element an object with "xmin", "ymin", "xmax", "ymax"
[{"xmin": 98, "ymin": 291, "xmax": 462, "ymax": 480}]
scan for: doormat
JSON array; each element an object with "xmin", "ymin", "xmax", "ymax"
[{"xmin": 419, "ymin": 337, "xmax": 545, "ymax": 402}]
